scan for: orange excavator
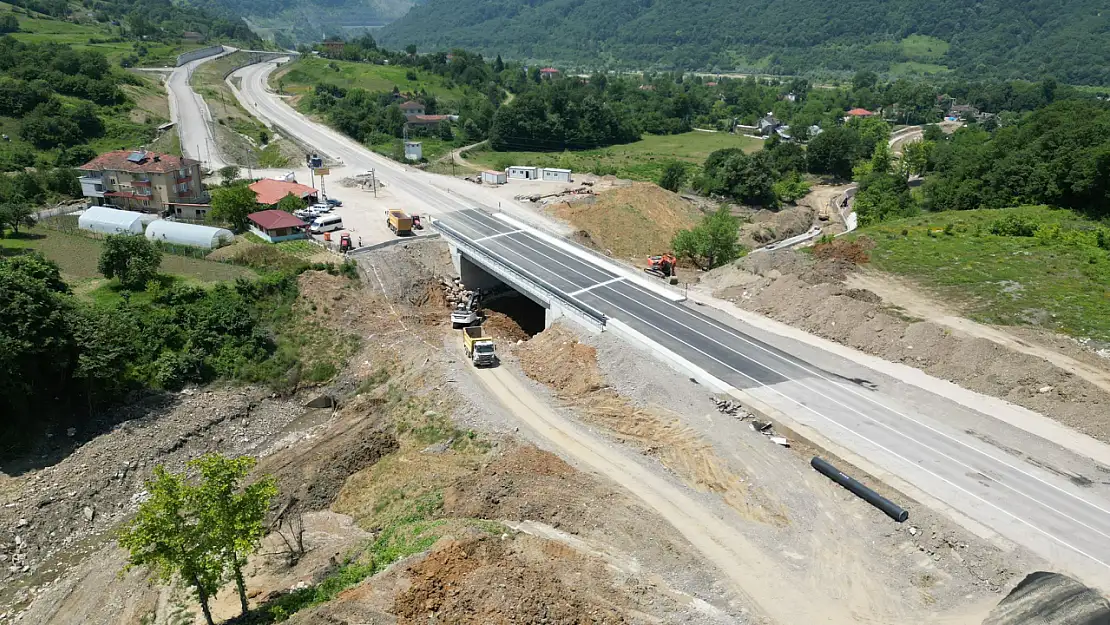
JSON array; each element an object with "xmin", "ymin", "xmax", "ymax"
[{"xmin": 644, "ymin": 253, "xmax": 677, "ymax": 278}]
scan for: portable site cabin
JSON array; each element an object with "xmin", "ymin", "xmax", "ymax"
[
  {"xmin": 481, "ymin": 170, "xmax": 507, "ymax": 185},
  {"xmin": 78, "ymin": 206, "xmax": 144, "ymax": 235},
  {"xmin": 541, "ymin": 168, "xmax": 572, "ymax": 183},
  {"xmin": 506, "ymin": 166, "xmax": 539, "ymax": 180},
  {"xmin": 145, "ymin": 220, "xmax": 233, "ymax": 250}
]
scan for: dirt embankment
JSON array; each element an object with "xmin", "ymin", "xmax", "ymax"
[
  {"xmin": 514, "ymin": 325, "xmax": 787, "ymax": 525},
  {"xmin": 702, "ymin": 245, "xmax": 1110, "ymax": 444},
  {"xmin": 550, "ymin": 182, "xmax": 703, "ymax": 261}
]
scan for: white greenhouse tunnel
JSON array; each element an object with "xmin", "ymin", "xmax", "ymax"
[
  {"xmin": 77, "ymin": 206, "xmax": 144, "ymax": 235},
  {"xmin": 145, "ymin": 220, "xmax": 234, "ymax": 250}
]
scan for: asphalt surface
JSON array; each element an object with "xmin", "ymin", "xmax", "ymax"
[
  {"xmin": 228, "ymin": 59, "xmax": 1110, "ymax": 589},
  {"xmin": 437, "ymin": 208, "xmax": 1110, "ymax": 588},
  {"xmin": 167, "ymin": 49, "xmax": 232, "ymax": 170}
]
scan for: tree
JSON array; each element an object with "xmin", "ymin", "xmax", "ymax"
[
  {"xmin": 807, "ymin": 126, "xmax": 860, "ymax": 179},
  {"xmin": 118, "ymin": 467, "xmax": 224, "ymax": 625},
  {"xmin": 0, "ymin": 203, "xmax": 35, "ymax": 236},
  {"xmin": 698, "ymin": 149, "xmax": 777, "ymax": 206},
  {"xmin": 405, "ymin": 43, "xmax": 418, "ymax": 56},
  {"xmin": 189, "ymin": 454, "xmax": 277, "ymax": 617},
  {"xmin": 98, "ymin": 234, "xmax": 162, "ymax": 290},
  {"xmin": 658, "ymin": 160, "xmax": 687, "ymax": 192},
  {"xmin": 275, "ymin": 193, "xmax": 305, "ymax": 213},
  {"xmin": 672, "ymin": 206, "xmax": 742, "ymax": 270},
  {"xmin": 437, "ymin": 120, "xmax": 454, "ymax": 141},
  {"xmin": 209, "ymin": 184, "xmax": 258, "ymax": 232},
  {"xmin": 218, "ymin": 165, "xmax": 240, "ymax": 185},
  {"xmin": 900, "ymin": 140, "xmax": 934, "ymax": 177},
  {"xmin": 0, "ymin": 14, "xmax": 19, "ymax": 33}
]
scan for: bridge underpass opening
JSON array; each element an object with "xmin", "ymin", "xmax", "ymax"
[{"xmin": 458, "ymin": 255, "xmax": 546, "ymax": 338}]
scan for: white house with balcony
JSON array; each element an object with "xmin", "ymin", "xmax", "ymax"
[{"xmin": 76, "ymin": 149, "xmax": 208, "ymax": 216}]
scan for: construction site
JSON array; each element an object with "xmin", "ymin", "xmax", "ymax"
[{"xmin": 3, "ymin": 174, "xmax": 1110, "ymax": 625}]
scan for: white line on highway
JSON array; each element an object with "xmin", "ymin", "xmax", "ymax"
[
  {"xmin": 442, "ymin": 211, "xmax": 1110, "ymax": 570},
  {"xmin": 475, "ymin": 230, "xmax": 522, "ymax": 242},
  {"xmin": 570, "ymin": 277, "xmax": 625, "ymax": 296}
]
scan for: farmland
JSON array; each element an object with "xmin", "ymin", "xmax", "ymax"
[{"xmin": 273, "ymin": 57, "xmax": 468, "ymax": 102}]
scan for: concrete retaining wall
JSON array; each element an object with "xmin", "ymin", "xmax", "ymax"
[{"xmin": 176, "ymin": 45, "xmax": 224, "ymax": 67}]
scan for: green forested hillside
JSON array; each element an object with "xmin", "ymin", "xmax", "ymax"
[
  {"xmin": 377, "ymin": 0, "xmax": 1110, "ymax": 85},
  {"xmin": 191, "ymin": 0, "xmax": 415, "ymax": 46}
]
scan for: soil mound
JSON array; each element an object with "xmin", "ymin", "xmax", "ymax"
[
  {"xmin": 983, "ymin": 571, "xmax": 1110, "ymax": 625},
  {"xmin": 482, "ymin": 311, "xmax": 529, "ymax": 343}
]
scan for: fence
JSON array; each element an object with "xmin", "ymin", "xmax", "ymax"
[{"xmin": 176, "ymin": 45, "xmax": 225, "ymax": 67}]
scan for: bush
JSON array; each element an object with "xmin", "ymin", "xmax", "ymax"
[
  {"xmin": 989, "ymin": 214, "xmax": 1038, "ymax": 237},
  {"xmin": 658, "ymin": 161, "xmax": 687, "ymax": 192},
  {"xmin": 98, "ymin": 234, "xmax": 163, "ymax": 290}
]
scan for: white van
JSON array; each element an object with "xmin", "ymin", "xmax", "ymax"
[{"xmin": 309, "ymin": 214, "xmax": 343, "ymax": 234}]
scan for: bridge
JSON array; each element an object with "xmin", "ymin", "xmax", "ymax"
[{"xmin": 432, "ymin": 208, "xmax": 1110, "ymax": 589}]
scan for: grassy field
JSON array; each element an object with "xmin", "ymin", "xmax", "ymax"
[
  {"xmin": 0, "ymin": 226, "xmax": 255, "ymax": 299},
  {"xmin": 461, "ymin": 131, "xmax": 763, "ymax": 181},
  {"xmin": 855, "ymin": 206, "xmax": 1110, "ymax": 341},
  {"xmin": 900, "ymin": 35, "xmax": 950, "ymax": 61},
  {"xmin": 273, "ymin": 57, "xmax": 467, "ymax": 101},
  {"xmin": 2, "ymin": 2, "xmax": 201, "ymax": 66},
  {"xmin": 890, "ymin": 61, "xmax": 949, "ymax": 76}
]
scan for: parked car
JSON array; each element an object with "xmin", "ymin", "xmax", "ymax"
[
  {"xmin": 325, "ymin": 197, "xmax": 342, "ymax": 208},
  {"xmin": 294, "ymin": 208, "xmax": 320, "ymax": 221},
  {"xmin": 309, "ymin": 214, "xmax": 344, "ymax": 234},
  {"xmin": 309, "ymin": 202, "xmax": 331, "ymax": 213}
]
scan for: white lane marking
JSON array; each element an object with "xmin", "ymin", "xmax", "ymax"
[
  {"xmin": 455, "ymin": 220, "xmax": 1110, "ymax": 568},
  {"xmin": 570, "ymin": 277, "xmax": 625, "ymax": 296},
  {"xmin": 476, "ymin": 208, "xmax": 1110, "ymax": 524},
  {"xmin": 475, "ymin": 229, "xmax": 522, "ymax": 242}
]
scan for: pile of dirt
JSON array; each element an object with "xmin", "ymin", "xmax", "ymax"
[
  {"xmin": 481, "ymin": 311, "xmax": 529, "ymax": 343},
  {"xmin": 738, "ymin": 203, "xmax": 816, "ymax": 249},
  {"xmin": 549, "ymin": 182, "xmax": 703, "ymax": 260},
  {"xmin": 705, "ymin": 250, "xmax": 1110, "ymax": 444},
  {"xmin": 392, "ymin": 534, "xmax": 631, "ymax": 625},
  {"xmin": 358, "ymin": 239, "xmax": 455, "ymax": 304},
  {"xmin": 812, "ymin": 236, "xmax": 874, "ymax": 264},
  {"xmin": 516, "ymin": 326, "xmax": 786, "ymax": 524}
]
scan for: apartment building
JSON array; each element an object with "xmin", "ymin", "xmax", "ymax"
[{"xmin": 78, "ymin": 150, "xmax": 210, "ymax": 219}]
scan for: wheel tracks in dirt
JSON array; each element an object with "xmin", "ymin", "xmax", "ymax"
[{"xmin": 474, "ymin": 365, "xmax": 880, "ymax": 625}]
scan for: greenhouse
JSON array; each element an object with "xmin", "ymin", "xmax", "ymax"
[
  {"xmin": 145, "ymin": 220, "xmax": 234, "ymax": 250},
  {"xmin": 77, "ymin": 206, "xmax": 144, "ymax": 235}
]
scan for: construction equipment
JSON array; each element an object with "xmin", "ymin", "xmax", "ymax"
[
  {"xmin": 462, "ymin": 326, "xmax": 497, "ymax": 367},
  {"xmin": 338, "ymin": 233, "xmax": 352, "ymax": 253},
  {"xmin": 386, "ymin": 209, "xmax": 413, "ymax": 236},
  {"xmin": 411, "ymin": 214, "xmax": 423, "ymax": 230},
  {"xmin": 645, "ymin": 253, "xmax": 677, "ymax": 278},
  {"xmin": 451, "ymin": 291, "xmax": 480, "ymax": 328}
]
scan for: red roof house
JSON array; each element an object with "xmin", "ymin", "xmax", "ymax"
[
  {"xmin": 247, "ymin": 210, "xmax": 308, "ymax": 242},
  {"xmin": 248, "ymin": 179, "xmax": 318, "ymax": 206},
  {"xmin": 539, "ymin": 67, "xmax": 559, "ymax": 78},
  {"xmin": 846, "ymin": 108, "xmax": 875, "ymax": 117}
]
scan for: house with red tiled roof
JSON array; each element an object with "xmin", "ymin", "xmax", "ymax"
[
  {"xmin": 405, "ymin": 114, "xmax": 452, "ymax": 128},
  {"xmin": 248, "ymin": 179, "xmax": 318, "ymax": 207},
  {"xmin": 77, "ymin": 149, "xmax": 207, "ymax": 218},
  {"xmin": 845, "ymin": 108, "xmax": 875, "ymax": 118},
  {"xmin": 399, "ymin": 101, "xmax": 426, "ymax": 117},
  {"xmin": 539, "ymin": 67, "xmax": 559, "ymax": 78},
  {"xmin": 247, "ymin": 210, "xmax": 308, "ymax": 242}
]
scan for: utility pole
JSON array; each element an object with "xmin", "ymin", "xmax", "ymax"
[{"xmin": 370, "ymin": 168, "xmax": 377, "ymax": 197}]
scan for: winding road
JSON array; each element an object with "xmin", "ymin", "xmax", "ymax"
[{"xmin": 216, "ymin": 57, "xmax": 1110, "ymax": 592}]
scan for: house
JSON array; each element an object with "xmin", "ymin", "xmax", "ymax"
[
  {"xmin": 322, "ymin": 40, "xmax": 345, "ymax": 55},
  {"xmin": 784, "ymin": 92, "xmax": 797, "ymax": 103},
  {"xmin": 845, "ymin": 108, "xmax": 875, "ymax": 118},
  {"xmin": 808, "ymin": 124, "xmax": 823, "ymax": 138},
  {"xmin": 77, "ymin": 149, "xmax": 207, "ymax": 216},
  {"xmin": 638, "ymin": 84, "xmax": 656, "ymax": 91},
  {"xmin": 481, "ymin": 170, "xmax": 507, "ymax": 185},
  {"xmin": 181, "ymin": 31, "xmax": 204, "ymax": 43},
  {"xmin": 541, "ymin": 168, "xmax": 571, "ymax": 183},
  {"xmin": 399, "ymin": 101, "xmax": 426, "ymax": 117},
  {"xmin": 506, "ymin": 166, "xmax": 539, "ymax": 180},
  {"xmin": 705, "ymin": 81, "xmax": 718, "ymax": 87},
  {"xmin": 539, "ymin": 67, "xmax": 559, "ymax": 79},
  {"xmin": 757, "ymin": 113, "xmax": 781, "ymax": 136},
  {"xmin": 248, "ymin": 210, "xmax": 308, "ymax": 242},
  {"xmin": 248, "ymin": 178, "xmax": 318, "ymax": 207}
]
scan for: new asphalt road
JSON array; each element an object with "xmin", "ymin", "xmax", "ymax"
[
  {"xmin": 437, "ymin": 208, "xmax": 1110, "ymax": 589},
  {"xmin": 229, "ymin": 58, "xmax": 1110, "ymax": 589},
  {"xmin": 167, "ymin": 49, "xmax": 232, "ymax": 170}
]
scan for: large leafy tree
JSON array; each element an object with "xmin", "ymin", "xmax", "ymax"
[
  {"xmin": 209, "ymin": 184, "xmax": 259, "ymax": 232},
  {"xmin": 697, "ymin": 148, "xmax": 777, "ymax": 206},
  {"xmin": 672, "ymin": 206, "xmax": 743, "ymax": 269},
  {"xmin": 0, "ymin": 203, "xmax": 35, "ymax": 236},
  {"xmin": 189, "ymin": 454, "xmax": 277, "ymax": 617},
  {"xmin": 98, "ymin": 234, "xmax": 163, "ymax": 290},
  {"xmin": 807, "ymin": 125, "xmax": 861, "ymax": 179},
  {"xmin": 119, "ymin": 467, "xmax": 225, "ymax": 625}
]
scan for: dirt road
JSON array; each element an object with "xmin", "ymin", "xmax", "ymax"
[{"xmin": 476, "ymin": 364, "xmax": 882, "ymax": 625}]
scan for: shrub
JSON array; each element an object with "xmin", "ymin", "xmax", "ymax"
[{"xmin": 989, "ymin": 214, "xmax": 1038, "ymax": 237}]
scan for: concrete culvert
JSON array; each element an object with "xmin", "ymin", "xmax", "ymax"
[
  {"xmin": 983, "ymin": 571, "xmax": 1110, "ymax": 625},
  {"xmin": 305, "ymin": 395, "xmax": 337, "ymax": 409}
]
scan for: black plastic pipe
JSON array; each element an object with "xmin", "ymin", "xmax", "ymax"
[{"xmin": 811, "ymin": 456, "xmax": 909, "ymax": 522}]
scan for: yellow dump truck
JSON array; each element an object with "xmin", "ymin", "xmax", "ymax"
[
  {"xmin": 462, "ymin": 326, "xmax": 497, "ymax": 367},
  {"xmin": 386, "ymin": 209, "xmax": 413, "ymax": 236}
]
